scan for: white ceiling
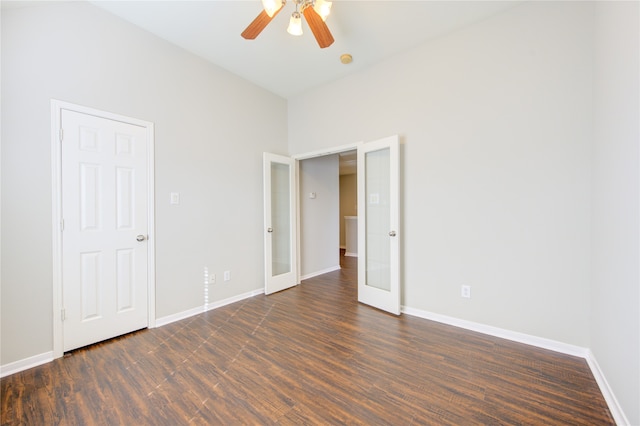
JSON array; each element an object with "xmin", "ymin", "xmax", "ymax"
[{"xmin": 89, "ymin": 0, "xmax": 519, "ymax": 99}]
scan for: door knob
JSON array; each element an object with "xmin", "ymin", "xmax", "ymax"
[
  {"xmin": 136, "ymin": 235, "xmax": 146, "ymax": 242},
  {"xmin": 267, "ymin": 227, "xmax": 273, "ymax": 233},
  {"xmin": 389, "ymin": 231, "xmax": 397, "ymax": 237}
]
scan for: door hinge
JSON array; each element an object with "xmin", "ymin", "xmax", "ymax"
[
  {"xmin": 59, "ymin": 128, "xmax": 64, "ymax": 142},
  {"xmin": 60, "ymin": 219, "xmax": 65, "ymax": 231},
  {"xmin": 61, "ymin": 308, "xmax": 66, "ymax": 321}
]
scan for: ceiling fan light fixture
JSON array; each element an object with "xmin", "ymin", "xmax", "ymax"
[
  {"xmin": 313, "ymin": 0, "xmax": 332, "ymax": 21},
  {"xmin": 242, "ymin": 0, "xmax": 334, "ymax": 48},
  {"xmin": 287, "ymin": 11, "xmax": 303, "ymax": 36},
  {"xmin": 261, "ymin": 0, "xmax": 283, "ymax": 17}
]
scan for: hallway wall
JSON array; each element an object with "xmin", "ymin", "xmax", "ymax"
[{"xmin": 299, "ymin": 155, "xmax": 340, "ymax": 278}]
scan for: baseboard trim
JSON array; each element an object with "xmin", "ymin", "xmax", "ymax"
[
  {"xmin": 585, "ymin": 350, "xmax": 630, "ymax": 426},
  {"xmin": 204, "ymin": 288, "xmax": 265, "ymax": 312},
  {"xmin": 156, "ymin": 288, "xmax": 265, "ymax": 327},
  {"xmin": 300, "ymin": 265, "xmax": 341, "ymax": 281},
  {"xmin": 344, "ymin": 252, "xmax": 358, "ymax": 257},
  {"xmin": 0, "ymin": 351, "xmax": 54, "ymax": 378},
  {"xmin": 155, "ymin": 306, "xmax": 204, "ymax": 328},
  {"xmin": 401, "ymin": 306, "xmax": 588, "ymax": 358},
  {"xmin": 401, "ymin": 306, "xmax": 632, "ymax": 425}
]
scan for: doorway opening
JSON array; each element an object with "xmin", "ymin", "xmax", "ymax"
[
  {"xmin": 291, "ymin": 135, "xmax": 400, "ymax": 315},
  {"xmin": 339, "ymin": 151, "xmax": 358, "ymax": 259},
  {"xmin": 296, "ymin": 145, "xmax": 359, "ymax": 283},
  {"xmin": 296, "ymin": 150, "xmax": 357, "ymax": 286}
]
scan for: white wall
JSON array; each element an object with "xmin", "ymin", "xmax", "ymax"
[
  {"xmin": 1, "ymin": 2, "xmax": 287, "ymax": 365},
  {"xmin": 299, "ymin": 155, "xmax": 339, "ymax": 277},
  {"xmin": 289, "ymin": 2, "xmax": 640, "ymax": 421},
  {"xmin": 290, "ymin": 1, "xmax": 593, "ymax": 346},
  {"xmin": 592, "ymin": 2, "xmax": 640, "ymax": 424}
]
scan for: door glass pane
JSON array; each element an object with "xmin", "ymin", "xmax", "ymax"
[
  {"xmin": 271, "ymin": 162, "xmax": 291, "ymax": 277},
  {"xmin": 365, "ymin": 148, "xmax": 390, "ymax": 291}
]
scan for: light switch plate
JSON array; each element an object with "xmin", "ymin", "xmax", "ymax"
[{"xmin": 170, "ymin": 192, "xmax": 180, "ymax": 205}]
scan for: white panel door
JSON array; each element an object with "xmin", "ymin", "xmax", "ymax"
[
  {"xmin": 263, "ymin": 153, "xmax": 298, "ymax": 295},
  {"xmin": 357, "ymin": 135, "xmax": 400, "ymax": 315},
  {"xmin": 61, "ymin": 109, "xmax": 149, "ymax": 351}
]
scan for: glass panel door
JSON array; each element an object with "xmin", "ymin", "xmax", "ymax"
[
  {"xmin": 263, "ymin": 153, "xmax": 298, "ymax": 295},
  {"xmin": 358, "ymin": 136, "xmax": 400, "ymax": 314}
]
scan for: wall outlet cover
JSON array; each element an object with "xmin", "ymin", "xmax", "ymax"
[{"xmin": 461, "ymin": 285, "xmax": 471, "ymax": 298}]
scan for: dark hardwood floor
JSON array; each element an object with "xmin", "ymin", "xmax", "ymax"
[{"xmin": 2, "ymin": 253, "xmax": 614, "ymax": 425}]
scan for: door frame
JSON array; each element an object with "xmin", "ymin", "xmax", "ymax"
[{"xmin": 51, "ymin": 100, "xmax": 156, "ymax": 359}]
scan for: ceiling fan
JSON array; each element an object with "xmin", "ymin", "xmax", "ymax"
[{"xmin": 241, "ymin": 0, "xmax": 335, "ymax": 49}]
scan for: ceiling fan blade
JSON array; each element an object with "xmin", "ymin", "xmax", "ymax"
[
  {"xmin": 302, "ymin": 6, "xmax": 334, "ymax": 48},
  {"xmin": 241, "ymin": 7, "xmax": 283, "ymax": 40}
]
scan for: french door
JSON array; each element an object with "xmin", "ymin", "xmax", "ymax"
[
  {"xmin": 357, "ymin": 135, "xmax": 400, "ymax": 315},
  {"xmin": 263, "ymin": 135, "xmax": 400, "ymax": 315},
  {"xmin": 263, "ymin": 153, "xmax": 298, "ymax": 294}
]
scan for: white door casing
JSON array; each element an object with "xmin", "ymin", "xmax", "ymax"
[
  {"xmin": 263, "ymin": 152, "xmax": 298, "ymax": 295},
  {"xmin": 357, "ymin": 135, "xmax": 401, "ymax": 315},
  {"xmin": 52, "ymin": 101, "xmax": 155, "ymax": 356}
]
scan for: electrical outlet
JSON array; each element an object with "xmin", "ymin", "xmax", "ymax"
[
  {"xmin": 461, "ymin": 285, "xmax": 471, "ymax": 299},
  {"xmin": 209, "ymin": 273, "xmax": 216, "ymax": 284},
  {"xmin": 224, "ymin": 271, "xmax": 231, "ymax": 282}
]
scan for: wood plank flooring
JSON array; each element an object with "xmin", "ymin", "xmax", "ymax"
[{"xmin": 2, "ymin": 253, "xmax": 614, "ymax": 425}]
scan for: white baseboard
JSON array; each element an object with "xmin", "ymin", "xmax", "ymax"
[
  {"xmin": 344, "ymin": 252, "xmax": 358, "ymax": 257},
  {"xmin": 586, "ymin": 350, "xmax": 630, "ymax": 426},
  {"xmin": 155, "ymin": 305, "xmax": 205, "ymax": 328},
  {"xmin": 401, "ymin": 306, "xmax": 588, "ymax": 358},
  {"xmin": 1, "ymin": 351, "xmax": 54, "ymax": 378},
  {"xmin": 300, "ymin": 265, "xmax": 341, "ymax": 281},
  {"xmin": 204, "ymin": 288, "xmax": 264, "ymax": 312},
  {"xmin": 156, "ymin": 288, "xmax": 265, "ymax": 327},
  {"xmin": 401, "ymin": 306, "xmax": 631, "ymax": 425}
]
